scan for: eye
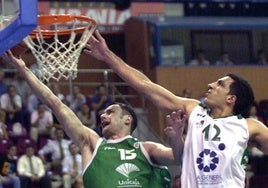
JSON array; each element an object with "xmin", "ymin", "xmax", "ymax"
[
  {"xmin": 217, "ymin": 80, "xmax": 224, "ymax": 87},
  {"xmin": 105, "ymin": 109, "xmax": 113, "ymax": 115}
]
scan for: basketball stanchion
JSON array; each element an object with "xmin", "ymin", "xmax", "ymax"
[{"xmin": 24, "ymin": 14, "xmax": 97, "ymax": 82}]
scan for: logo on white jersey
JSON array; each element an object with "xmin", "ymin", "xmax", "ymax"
[
  {"xmin": 196, "ymin": 149, "xmax": 219, "ymax": 172},
  {"xmin": 195, "ymin": 149, "xmax": 223, "ymax": 185}
]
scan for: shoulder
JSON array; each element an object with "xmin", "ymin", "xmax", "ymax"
[
  {"xmin": 186, "ymin": 101, "xmax": 204, "ymax": 116},
  {"xmin": 17, "ymin": 155, "xmax": 26, "ymax": 161},
  {"xmin": 247, "ymin": 118, "xmax": 267, "ymax": 138},
  {"xmin": 247, "ymin": 118, "xmax": 264, "ymax": 127},
  {"xmin": 63, "ymin": 139, "xmax": 72, "ymax": 144},
  {"xmin": 15, "ymin": 94, "xmax": 21, "ymax": 99},
  {"xmin": 42, "ymin": 139, "xmax": 54, "ymax": 147},
  {"xmin": 34, "ymin": 156, "xmax": 43, "ymax": 162},
  {"xmin": 0, "ymin": 94, "xmax": 7, "ymax": 99},
  {"xmin": 44, "ymin": 110, "xmax": 52, "ymax": 114}
]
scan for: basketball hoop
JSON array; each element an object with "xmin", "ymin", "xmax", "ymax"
[{"xmin": 24, "ymin": 14, "xmax": 97, "ymax": 82}]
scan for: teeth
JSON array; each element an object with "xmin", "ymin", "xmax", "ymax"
[{"xmin": 102, "ymin": 122, "xmax": 109, "ymax": 127}]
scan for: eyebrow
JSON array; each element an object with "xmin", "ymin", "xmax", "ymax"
[
  {"xmin": 217, "ymin": 79, "xmax": 225, "ymax": 87},
  {"xmin": 103, "ymin": 106, "xmax": 116, "ymax": 114}
]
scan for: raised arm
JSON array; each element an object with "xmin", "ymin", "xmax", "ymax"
[
  {"xmin": 164, "ymin": 110, "xmax": 186, "ymax": 165},
  {"xmin": 85, "ymin": 30, "xmax": 199, "ymax": 116},
  {"xmin": 142, "ymin": 110, "xmax": 187, "ymax": 166},
  {"xmin": 4, "ymin": 52, "xmax": 99, "ymax": 152}
]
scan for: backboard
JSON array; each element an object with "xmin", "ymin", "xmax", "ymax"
[{"xmin": 0, "ymin": 0, "xmax": 37, "ymax": 55}]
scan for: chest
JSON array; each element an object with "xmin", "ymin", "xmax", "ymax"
[{"xmin": 186, "ymin": 110, "xmax": 249, "ymax": 159}]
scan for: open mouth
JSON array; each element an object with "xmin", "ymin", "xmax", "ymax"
[
  {"xmin": 206, "ymin": 89, "xmax": 212, "ymax": 95},
  {"xmin": 101, "ymin": 121, "xmax": 110, "ymax": 129}
]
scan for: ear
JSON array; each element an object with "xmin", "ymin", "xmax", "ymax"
[
  {"xmin": 125, "ymin": 114, "xmax": 132, "ymax": 126},
  {"xmin": 227, "ymin": 95, "xmax": 236, "ymax": 104}
]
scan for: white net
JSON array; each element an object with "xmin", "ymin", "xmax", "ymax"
[{"xmin": 24, "ymin": 15, "xmax": 96, "ymax": 82}]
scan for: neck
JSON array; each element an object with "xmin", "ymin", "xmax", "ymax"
[
  {"xmin": 106, "ymin": 133, "xmax": 130, "ymax": 141},
  {"xmin": 107, "ymin": 135, "xmax": 123, "ymax": 140},
  {"xmin": 210, "ymin": 108, "xmax": 234, "ymax": 118}
]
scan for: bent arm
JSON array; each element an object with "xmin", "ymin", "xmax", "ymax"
[
  {"xmin": 247, "ymin": 118, "xmax": 268, "ymax": 154},
  {"xmin": 5, "ymin": 52, "xmax": 99, "ymax": 151},
  {"xmin": 85, "ymin": 30, "xmax": 199, "ymax": 116},
  {"xmin": 143, "ymin": 141, "xmax": 175, "ymax": 166}
]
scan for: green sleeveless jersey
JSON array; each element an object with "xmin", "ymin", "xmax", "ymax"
[{"xmin": 83, "ymin": 136, "xmax": 171, "ymax": 188}]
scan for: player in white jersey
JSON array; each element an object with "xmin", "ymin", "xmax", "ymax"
[{"xmin": 85, "ymin": 30, "xmax": 268, "ymax": 188}]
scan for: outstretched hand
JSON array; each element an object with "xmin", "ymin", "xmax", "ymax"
[
  {"xmin": 84, "ymin": 30, "xmax": 110, "ymax": 61},
  {"xmin": 2, "ymin": 50, "xmax": 26, "ymax": 70},
  {"xmin": 164, "ymin": 110, "xmax": 186, "ymax": 140}
]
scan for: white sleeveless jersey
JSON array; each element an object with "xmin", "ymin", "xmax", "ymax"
[{"xmin": 181, "ymin": 105, "xmax": 249, "ymax": 188}]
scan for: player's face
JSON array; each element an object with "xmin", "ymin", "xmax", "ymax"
[
  {"xmin": 204, "ymin": 76, "xmax": 234, "ymax": 108},
  {"xmin": 100, "ymin": 104, "xmax": 128, "ymax": 138}
]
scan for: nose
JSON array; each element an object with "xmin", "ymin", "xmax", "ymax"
[
  {"xmin": 100, "ymin": 113, "xmax": 106, "ymax": 121},
  {"xmin": 207, "ymin": 82, "xmax": 213, "ymax": 90}
]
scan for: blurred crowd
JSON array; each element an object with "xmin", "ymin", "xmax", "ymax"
[{"xmin": 0, "ymin": 70, "xmax": 114, "ymax": 188}]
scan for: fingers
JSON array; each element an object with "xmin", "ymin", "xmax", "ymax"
[
  {"xmin": 88, "ymin": 30, "xmax": 101, "ymax": 43},
  {"xmin": 85, "ymin": 30, "xmax": 100, "ymax": 54},
  {"xmin": 88, "ymin": 33, "xmax": 97, "ymax": 43},
  {"xmin": 170, "ymin": 111, "xmax": 179, "ymax": 119},
  {"xmin": 1, "ymin": 52, "xmax": 9, "ymax": 60},
  {"xmin": 166, "ymin": 109, "xmax": 186, "ymax": 126},
  {"xmin": 166, "ymin": 110, "xmax": 183, "ymax": 120},
  {"xmin": 84, "ymin": 44, "xmax": 92, "ymax": 55},
  {"xmin": 95, "ymin": 30, "xmax": 104, "ymax": 41},
  {"xmin": 181, "ymin": 114, "xmax": 186, "ymax": 124},
  {"xmin": 1, "ymin": 51, "xmax": 13, "ymax": 63},
  {"xmin": 86, "ymin": 31, "xmax": 98, "ymax": 50}
]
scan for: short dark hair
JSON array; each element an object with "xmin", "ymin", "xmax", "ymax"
[
  {"xmin": 8, "ymin": 84, "xmax": 16, "ymax": 90},
  {"xmin": 8, "ymin": 144, "xmax": 16, "ymax": 150},
  {"xmin": 96, "ymin": 83, "xmax": 106, "ymax": 90},
  {"xmin": 226, "ymin": 73, "xmax": 255, "ymax": 117},
  {"xmin": 117, "ymin": 103, "xmax": 138, "ymax": 133}
]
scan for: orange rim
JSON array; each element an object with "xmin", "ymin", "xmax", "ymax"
[{"xmin": 30, "ymin": 14, "xmax": 96, "ymax": 39}]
